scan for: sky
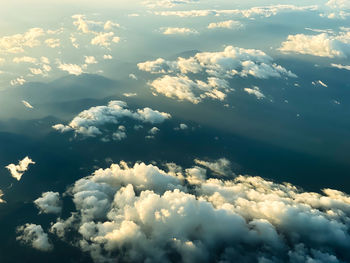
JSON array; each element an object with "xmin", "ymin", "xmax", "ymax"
[{"xmin": 1, "ymin": 0, "xmax": 350, "ymax": 262}]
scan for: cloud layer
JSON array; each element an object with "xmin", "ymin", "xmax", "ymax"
[
  {"xmin": 138, "ymin": 46, "xmax": 296, "ymax": 103},
  {"xmin": 17, "ymin": 159, "xmax": 349, "ymax": 262}
]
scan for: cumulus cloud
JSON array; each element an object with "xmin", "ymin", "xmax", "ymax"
[
  {"xmin": 123, "ymin": 92, "xmax": 137, "ymax": 97},
  {"xmin": 72, "ymin": 14, "xmax": 120, "ymax": 47},
  {"xmin": 45, "ymin": 38, "xmax": 60, "ymax": 48},
  {"xmin": 312, "ymin": 80, "xmax": 328, "ymax": 88},
  {"xmin": 103, "ymin": 54, "xmax": 113, "ymax": 60},
  {"xmin": 138, "ymin": 46, "xmax": 295, "ymax": 103},
  {"xmin": 162, "ymin": 27, "xmax": 198, "ymax": 35},
  {"xmin": 279, "ymin": 30, "xmax": 350, "ymax": 58},
  {"xmin": 34, "ymin": 192, "xmax": 62, "ymax": 214},
  {"xmin": 38, "ymin": 159, "xmax": 350, "ymax": 262},
  {"xmin": 22, "ymin": 100, "xmax": 34, "ymax": 109},
  {"xmin": 10, "ymin": 77, "xmax": 26, "ymax": 86},
  {"xmin": 154, "ymin": 5, "xmax": 317, "ymax": 18},
  {"xmin": 321, "ymin": 0, "xmax": 350, "ymax": 19},
  {"xmin": 5, "ymin": 156, "xmax": 35, "ymax": 181},
  {"xmin": 17, "ymin": 224, "xmax": 53, "ymax": 251},
  {"xmin": 84, "ymin": 56, "xmax": 98, "ymax": 64},
  {"xmin": 112, "ymin": 126, "xmax": 127, "ymax": 141},
  {"xmin": 208, "ymin": 20, "xmax": 243, "ymax": 30},
  {"xmin": 57, "ymin": 61, "xmax": 83, "ymax": 75},
  {"xmin": 52, "ymin": 100, "xmax": 171, "ymax": 138},
  {"xmin": 244, "ymin": 86, "xmax": 265, "ymax": 99},
  {"xmin": 0, "ymin": 28, "xmax": 45, "ymax": 54},
  {"xmin": 13, "ymin": 56, "xmax": 37, "ymax": 64}
]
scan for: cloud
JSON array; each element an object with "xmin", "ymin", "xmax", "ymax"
[
  {"xmin": 17, "ymin": 224, "xmax": 53, "ymax": 251},
  {"xmin": 34, "ymin": 192, "xmax": 62, "ymax": 214},
  {"xmin": 322, "ymin": 0, "xmax": 350, "ymax": 19},
  {"xmin": 91, "ymin": 32, "xmax": 120, "ymax": 47},
  {"xmin": 0, "ymin": 190, "xmax": 5, "ymax": 203},
  {"xmin": 5, "ymin": 156, "xmax": 35, "ymax": 181},
  {"xmin": 123, "ymin": 92, "xmax": 137, "ymax": 97},
  {"xmin": 161, "ymin": 27, "xmax": 198, "ymax": 35},
  {"xmin": 208, "ymin": 20, "xmax": 243, "ymax": 30},
  {"xmin": 10, "ymin": 77, "xmax": 26, "ymax": 86},
  {"xmin": 53, "ymin": 100, "xmax": 171, "ymax": 138},
  {"xmin": 138, "ymin": 46, "xmax": 295, "ymax": 103},
  {"xmin": 84, "ymin": 56, "xmax": 98, "ymax": 64},
  {"xmin": 103, "ymin": 54, "xmax": 113, "ymax": 60},
  {"xmin": 142, "ymin": 0, "xmax": 198, "ymax": 8},
  {"xmin": 331, "ymin": 63, "xmax": 350, "ymax": 70},
  {"xmin": 0, "ymin": 28, "xmax": 45, "ymax": 54},
  {"xmin": 154, "ymin": 5, "xmax": 317, "ymax": 18},
  {"xmin": 45, "ymin": 38, "xmax": 60, "ymax": 48},
  {"xmin": 312, "ymin": 80, "xmax": 328, "ymax": 88},
  {"xmin": 112, "ymin": 126, "xmax": 127, "ymax": 141},
  {"xmin": 57, "ymin": 61, "xmax": 83, "ymax": 75},
  {"xmin": 38, "ymin": 159, "xmax": 350, "ymax": 262},
  {"xmin": 13, "ymin": 56, "xmax": 37, "ymax": 64},
  {"xmin": 279, "ymin": 30, "xmax": 350, "ymax": 58},
  {"xmin": 194, "ymin": 158, "xmax": 232, "ymax": 176},
  {"xmin": 22, "ymin": 100, "xmax": 34, "ymax": 109},
  {"xmin": 244, "ymin": 86, "xmax": 265, "ymax": 99}
]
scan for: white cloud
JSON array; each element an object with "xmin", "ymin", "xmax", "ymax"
[
  {"xmin": 53, "ymin": 100, "xmax": 171, "ymax": 138},
  {"xmin": 0, "ymin": 190, "xmax": 5, "ymax": 203},
  {"xmin": 45, "ymin": 38, "xmax": 60, "ymax": 48},
  {"xmin": 143, "ymin": 0, "xmax": 198, "ymax": 8},
  {"xmin": 10, "ymin": 77, "xmax": 26, "ymax": 86},
  {"xmin": 17, "ymin": 224, "xmax": 53, "ymax": 251},
  {"xmin": 139, "ymin": 46, "xmax": 295, "ymax": 104},
  {"xmin": 57, "ymin": 61, "xmax": 83, "ymax": 75},
  {"xmin": 91, "ymin": 32, "xmax": 120, "ymax": 47},
  {"xmin": 42, "ymin": 159, "xmax": 350, "ymax": 262},
  {"xmin": 84, "ymin": 56, "xmax": 98, "ymax": 64},
  {"xmin": 112, "ymin": 126, "xmax": 127, "ymax": 141},
  {"xmin": 312, "ymin": 80, "xmax": 328, "ymax": 88},
  {"xmin": 194, "ymin": 158, "xmax": 232, "ymax": 176},
  {"xmin": 0, "ymin": 28, "xmax": 45, "ymax": 54},
  {"xmin": 103, "ymin": 54, "xmax": 113, "ymax": 60},
  {"xmin": 148, "ymin": 126, "xmax": 160, "ymax": 135},
  {"xmin": 22, "ymin": 100, "xmax": 34, "ymax": 109},
  {"xmin": 162, "ymin": 27, "xmax": 198, "ymax": 35},
  {"xmin": 279, "ymin": 30, "xmax": 350, "ymax": 58},
  {"xmin": 244, "ymin": 86, "xmax": 265, "ymax": 99},
  {"xmin": 154, "ymin": 5, "xmax": 317, "ymax": 18},
  {"xmin": 5, "ymin": 156, "xmax": 35, "ymax": 181},
  {"xmin": 13, "ymin": 56, "xmax": 37, "ymax": 64},
  {"xmin": 208, "ymin": 20, "xmax": 243, "ymax": 30},
  {"xmin": 123, "ymin": 92, "xmax": 137, "ymax": 97},
  {"xmin": 322, "ymin": 0, "xmax": 350, "ymax": 19},
  {"xmin": 331, "ymin": 63, "xmax": 350, "ymax": 70},
  {"xmin": 34, "ymin": 192, "xmax": 62, "ymax": 214}
]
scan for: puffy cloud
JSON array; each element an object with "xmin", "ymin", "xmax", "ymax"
[
  {"xmin": 84, "ymin": 56, "xmax": 98, "ymax": 64},
  {"xmin": 40, "ymin": 159, "xmax": 350, "ymax": 262},
  {"xmin": 22, "ymin": 100, "xmax": 34, "ymax": 109},
  {"xmin": 10, "ymin": 77, "xmax": 26, "ymax": 86},
  {"xmin": 208, "ymin": 20, "xmax": 243, "ymax": 30},
  {"xmin": 149, "ymin": 126, "xmax": 160, "ymax": 135},
  {"xmin": 139, "ymin": 46, "xmax": 295, "ymax": 103},
  {"xmin": 53, "ymin": 100, "xmax": 171, "ymax": 138},
  {"xmin": 279, "ymin": 30, "xmax": 350, "ymax": 58},
  {"xmin": 162, "ymin": 27, "xmax": 198, "ymax": 35},
  {"xmin": 45, "ymin": 38, "xmax": 60, "ymax": 48},
  {"xmin": 91, "ymin": 32, "xmax": 120, "ymax": 47},
  {"xmin": 17, "ymin": 224, "xmax": 53, "ymax": 251},
  {"xmin": 0, "ymin": 28, "xmax": 45, "ymax": 54},
  {"xmin": 322, "ymin": 0, "xmax": 350, "ymax": 19},
  {"xmin": 57, "ymin": 61, "xmax": 83, "ymax": 75},
  {"xmin": 103, "ymin": 54, "xmax": 113, "ymax": 60},
  {"xmin": 34, "ymin": 192, "xmax": 62, "ymax": 214},
  {"xmin": 154, "ymin": 5, "xmax": 317, "ymax": 18},
  {"xmin": 5, "ymin": 156, "xmax": 35, "ymax": 181},
  {"xmin": 112, "ymin": 126, "xmax": 127, "ymax": 141},
  {"xmin": 244, "ymin": 86, "xmax": 265, "ymax": 99},
  {"xmin": 331, "ymin": 63, "xmax": 350, "ymax": 70}
]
